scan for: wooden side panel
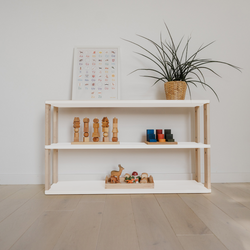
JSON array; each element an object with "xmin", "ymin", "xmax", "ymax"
[
  {"xmin": 45, "ymin": 149, "xmax": 51, "ymax": 191},
  {"xmin": 45, "ymin": 104, "xmax": 51, "ymax": 145},
  {"xmin": 53, "ymin": 107, "xmax": 58, "ymax": 143},
  {"xmin": 52, "ymin": 149, "xmax": 58, "ymax": 184},
  {"xmin": 195, "ymin": 106, "xmax": 201, "ymax": 182},
  {"xmin": 204, "ymin": 103, "xmax": 211, "ymax": 189}
]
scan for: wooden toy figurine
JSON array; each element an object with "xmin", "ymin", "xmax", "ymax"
[
  {"xmin": 110, "ymin": 164, "xmax": 124, "ymax": 182},
  {"xmin": 83, "ymin": 117, "xmax": 89, "ymax": 142},
  {"xmin": 102, "ymin": 117, "xmax": 109, "ymax": 142},
  {"xmin": 112, "ymin": 117, "xmax": 118, "ymax": 142},
  {"xmin": 73, "ymin": 117, "xmax": 80, "ymax": 142},
  {"xmin": 92, "ymin": 118, "xmax": 100, "ymax": 142}
]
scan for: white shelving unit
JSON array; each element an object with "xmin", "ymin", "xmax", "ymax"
[{"xmin": 45, "ymin": 100, "xmax": 211, "ymax": 194}]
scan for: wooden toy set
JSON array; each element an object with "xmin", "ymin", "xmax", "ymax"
[
  {"xmin": 105, "ymin": 164, "xmax": 154, "ymax": 189},
  {"xmin": 145, "ymin": 129, "xmax": 178, "ymax": 144},
  {"xmin": 71, "ymin": 117, "xmax": 119, "ymax": 144}
]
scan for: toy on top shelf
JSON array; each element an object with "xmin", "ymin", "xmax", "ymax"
[
  {"xmin": 112, "ymin": 117, "xmax": 118, "ymax": 142},
  {"xmin": 145, "ymin": 128, "xmax": 178, "ymax": 145},
  {"xmin": 92, "ymin": 118, "xmax": 100, "ymax": 142},
  {"xmin": 73, "ymin": 117, "xmax": 80, "ymax": 142},
  {"xmin": 102, "ymin": 117, "xmax": 109, "ymax": 142},
  {"xmin": 83, "ymin": 117, "xmax": 89, "ymax": 142}
]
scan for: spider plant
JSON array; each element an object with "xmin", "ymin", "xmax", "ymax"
[{"xmin": 123, "ymin": 23, "xmax": 241, "ymax": 100}]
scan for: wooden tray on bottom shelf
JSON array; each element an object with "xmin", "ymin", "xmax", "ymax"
[
  {"xmin": 105, "ymin": 176, "xmax": 154, "ymax": 189},
  {"xmin": 145, "ymin": 141, "xmax": 178, "ymax": 145},
  {"xmin": 71, "ymin": 141, "xmax": 120, "ymax": 145}
]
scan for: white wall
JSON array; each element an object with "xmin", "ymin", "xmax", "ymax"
[{"xmin": 0, "ymin": 0, "xmax": 250, "ymax": 184}]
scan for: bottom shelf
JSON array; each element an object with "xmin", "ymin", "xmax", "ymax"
[{"xmin": 45, "ymin": 180, "xmax": 211, "ymax": 194}]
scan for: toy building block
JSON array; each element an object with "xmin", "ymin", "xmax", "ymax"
[
  {"xmin": 92, "ymin": 118, "xmax": 100, "ymax": 142},
  {"xmin": 156, "ymin": 129, "xmax": 162, "ymax": 140},
  {"xmin": 147, "ymin": 129, "xmax": 154, "ymax": 134},
  {"xmin": 149, "ymin": 139, "xmax": 157, "ymax": 142},
  {"xmin": 112, "ymin": 117, "xmax": 118, "ymax": 142},
  {"xmin": 83, "ymin": 117, "xmax": 90, "ymax": 142},
  {"xmin": 165, "ymin": 134, "xmax": 173, "ymax": 140},
  {"xmin": 159, "ymin": 139, "xmax": 166, "ymax": 142},
  {"xmin": 147, "ymin": 129, "xmax": 156, "ymax": 141},
  {"xmin": 164, "ymin": 129, "xmax": 171, "ymax": 134},
  {"xmin": 102, "ymin": 117, "xmax": 109, "ymax": 142},
  {"xmin": 168, "ymin": 139, "xmax": 175, "ymax": 142},
  {"xmin": 73, "ymin": 117, "xmax": 80, "ymax": 142},
  {"xmin": 110, "ymin": 164, "xmax": 124, "ymax": 183},
  {"xmin": 158, "ymin": 134, "xmax": 164, "ymax": 140}
]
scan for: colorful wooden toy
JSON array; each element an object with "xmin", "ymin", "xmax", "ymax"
[
  {"xmin": 92, "ymin": 118, "xmax": 100, "ymax": 142},
  {"xmin": 156, "ymin": 129, "xmax": 162, "ymax": 140},
  {"xmin": 158, "ymin": 134, "xmax": 164, "ymax": 140},
  {"xmin": 102, "ymin": 117, "xmax": 109, "ymax": 142},
  {"xmin": 159, "ymin": 139, "xmax": 166, "ymax": 142},
  {"xmin": 83, "ymin": 117, "xmax": 89, "ymax": 142},
  {"xmin": 112, "ymin": 117, "xmax": 118, "ymax": 142},
  {"xmin": 73, "ymin": 117, "xmax": 80, "ymax": 142}
]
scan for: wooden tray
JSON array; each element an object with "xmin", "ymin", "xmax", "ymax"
[
  {"xmin": 105, "ymin": 176, "xmax": 154, "ymax": 189},
  {"xmin": 71, "ymin": 142, "xmax": 120, "ymax": 145},
  {"xmin": 145, "ymin": 141, "xmax": 178, "ymax": 145}
]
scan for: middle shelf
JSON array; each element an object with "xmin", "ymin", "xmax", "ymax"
[{"xmin": 45, "ymin": 142, "xmax": 210, "ymax": 149}]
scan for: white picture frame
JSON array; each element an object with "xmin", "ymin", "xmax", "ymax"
[{"xmin": 72, "ymin": 47, "xmax": 120, "ymax": 100}]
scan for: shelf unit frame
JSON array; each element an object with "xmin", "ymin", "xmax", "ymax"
[{"xmin": 45, "ymin": 100, "xmax": 211, "ymax": 194}]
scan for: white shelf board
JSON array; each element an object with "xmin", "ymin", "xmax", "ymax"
[
  {"xmin": 45, "ymin": 180, "xmax": 211, "ymax": 194},
  {"xmin": 45, "ymin": 142, "xmax": 210, "ymax": 149},
  {"xmin": 45, "ymin": 100, "xmax": 209, "ymax": 108}
]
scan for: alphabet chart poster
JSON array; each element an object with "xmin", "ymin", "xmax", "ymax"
[{"xmin": 72, "ymin": 47, "xmax": 119, "ymax": 100}]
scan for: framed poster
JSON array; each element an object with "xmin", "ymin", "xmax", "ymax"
[{"xmin": 72, "ymin": 47, "xmax": 120, "ymax": 100}]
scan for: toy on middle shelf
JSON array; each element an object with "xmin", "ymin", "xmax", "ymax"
[
  {"xmin": 145, "ymin": 128, "xmax": 177, "ymax": 144},
  {"xmin": 112, "ymin": 117, "xmax": 118, "ymax": 142},
  {"xmin": 83, "ymin": 117, "xmax": 89, "ymax": 142},
  {"xmin": 92, "ymin": 118, "xmax": 100, "ymax": 142},
  {"xmin": 73, "ymin": 117, "xmax": 80, "ymax": 142},
  {"xmin": 102, "ymin": 117, "xmax": 109, "ymax": 142}
]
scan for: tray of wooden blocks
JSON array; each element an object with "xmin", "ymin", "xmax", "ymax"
[
  {"xmin": 105, "ymin": 165, "xmax": 154, "ymax": 189},
  {"xmin": 71, "ymin": 116, "xmax": 120, "ymax": 144},
  {"xmin": 145, "ymin": 129, "xmax": 178, "ymax": 145}
]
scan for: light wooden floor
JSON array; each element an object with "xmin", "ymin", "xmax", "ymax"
[{"xmin": 0, "ymin": 184, "xmax": 250, "ymax": 250}]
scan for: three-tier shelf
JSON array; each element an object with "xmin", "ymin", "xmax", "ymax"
[{"xmin": 45, "ymin": 100, "xmax": 211, "ymax": 194}]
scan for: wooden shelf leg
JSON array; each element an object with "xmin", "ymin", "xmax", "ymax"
[
  {"xmin": 204, "ymin": 103, "xmax": 211, "ymax": 189},
  {"xmin": 195, "ymin": 148, "xmax": 201, "ymax": 182},
  {"xmin": 195, "ymin": 106, "xmax": 201, "ymax": 182},
  {"xmin": 52, "ymin": 107, "xmax": 58, "ymax": 184},
  {"xmin": 45, "ymin": 104, "xmax": 51, "ymax": 190},
  {"xmin": 45, "ymin": 149, "xmax": 51, "ymax": 190},
  {"xmin": 53, "ymin": 149, "xmax": 58, "ymax": 183}
]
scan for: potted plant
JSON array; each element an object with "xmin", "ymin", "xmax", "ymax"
[{"xmin": 124, "ymin": 23, "xmax": 241, "ymax": 100}]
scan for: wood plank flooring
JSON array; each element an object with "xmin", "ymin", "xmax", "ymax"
[{"xmin": 0, "ymin": 183, "xmax": 249, "ymax": 250}]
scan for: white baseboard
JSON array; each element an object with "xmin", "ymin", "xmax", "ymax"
[{"xmin": 0, "ymin": 173, "xmax": 250, "ymax": 184}]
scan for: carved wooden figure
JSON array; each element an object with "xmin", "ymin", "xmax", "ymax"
[
  {"xmin": 110, "ymin": 164, "xmax": 124, "ymax": 182},
  {"xmin": 73, "ymin": 117, "xmax": 80, "ymax": 142},
  {"xmin": 83, "ymin": 117, "xmax": 89, "ymax": 142},
  {"xmin": 92, "ymin": 118, "xmax": 100, "ymax": 142},
  {"xmin": 112, "ymin": 117, "xmax": 118, "ymax": 142},
  {"xmin": 102, "ymin": 117, "xmax": 109, "ymax": 142}
]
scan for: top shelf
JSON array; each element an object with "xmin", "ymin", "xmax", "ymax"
[{"xmin": 45, "ymin": 100, "xmax": 210, "ymax": 108}]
